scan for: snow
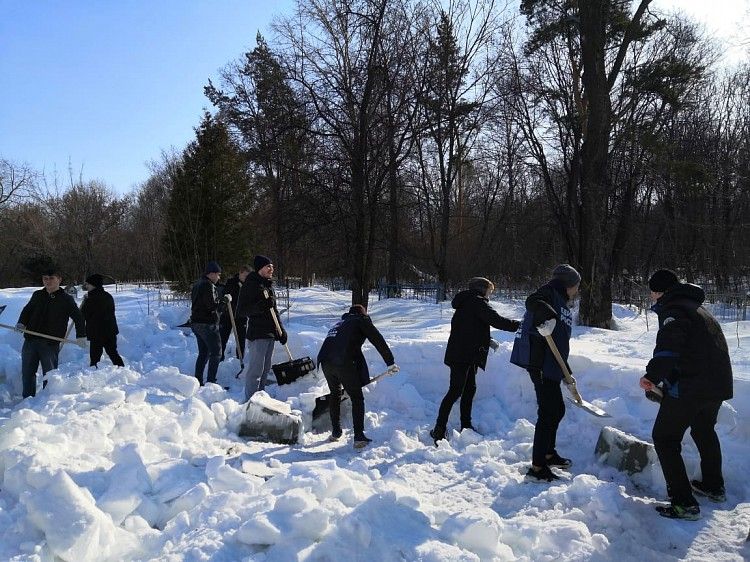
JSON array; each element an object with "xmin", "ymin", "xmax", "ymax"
[{"xmin": 0, "ymin": 284, "xmax": 748, "ymax": 561}]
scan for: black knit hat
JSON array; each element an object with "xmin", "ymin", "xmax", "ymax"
[
  {"xmin": 648, "ymin": 269, "xmax": 679, "ymax": 292},
  {"xmin": 552, "ymin": 264, "xmax": 581, "ymax": 288},
  {"xmin": 204, "ymin": 261, "xmax": 222, "ymax": 274},
  {"xmin": 253, "ymin": 255, "xmax": 272, "ymax": 272},
  {"xmin": 85, "ymin": 273, "xmax": 104, "ymax": 288}
]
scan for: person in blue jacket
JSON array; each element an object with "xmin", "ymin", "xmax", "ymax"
[
  {"xmin": 510, "ymin": 264, "xmax": 580, "ymax": 482},
  {"xmin": 430, "ymin": 277, "xmax": 520, "ymax": 445},
  {"xmin": 318, "ymin": 304, "xmax": 398, "ymax": 449}
]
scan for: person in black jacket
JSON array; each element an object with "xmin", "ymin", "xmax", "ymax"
[
  {"xmin": 318, "ymin": 304, "xmax": 398, "ymax": 448},
  {"xmin": 237, "ymin": 255, "xmax": 288, "ymax": 400},
  {"xmin": 190, "ymin": 261, "xmax": 227, "ymax": 386},
  {"xmin": 17, "ymin": 267, "xmax": 86, "ymax": 398},
  {"xmin": 219, "ymin": 265, "xmax": 251, "ymax": 361},
  {"xmin": 509, "ymin": 264, "xmax": 580, "ymax": 482},
  {"xmin": 81, "ymin": 273, "xmax": 124, "ymax": 368},
  {"xmin": 640, "ymin": 269, "xmax": 733, "ymax": 520},
  {"xmin": 430, "ymin": 277, "xmax": 520, "ymax": 445}
]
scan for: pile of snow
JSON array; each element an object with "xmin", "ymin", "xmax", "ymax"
[{"xmin": 0, "ymin": 284, "xmax": 748, "ymax": 561}]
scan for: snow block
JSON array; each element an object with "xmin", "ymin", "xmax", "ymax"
[
  {"xmin": 238, "ymin": 391, "xmax": 303, "ymax": 444},
  {"xmin": 595, "ymin": 426, "xmax": 657, "ymax": 474}
]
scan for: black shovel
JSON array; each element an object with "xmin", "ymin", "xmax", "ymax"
[{"xmin": 312, "ymin": 367, "xmax": 398, "ymax": 419}]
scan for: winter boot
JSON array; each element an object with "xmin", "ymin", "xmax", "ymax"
[
  {"xmin": 329, "ymin": 427, "xmax": 343, "ymax": 442},
  {"xmin": 525, "ymin": 465, "xmax": 560, "ymax": 482},
  {"xmin": 691, "ymin": 480, "xmax": 726, "ymax": 503},
  {"xmin": 655, "ymin": 503, "xmax": 700, "ymax": 521},
  {"xmin": 545, "ymin": 452, "xmax": 572, "ymax": 469},
  {"xmin": 429, "ymin": 426, "xmax": 446, "ymax": 447},
  {"xmin": 353, "ymin": 434, "xmax": 372, "ymax": 450}
]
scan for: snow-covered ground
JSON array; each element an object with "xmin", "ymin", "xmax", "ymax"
[{"xmin": 0, "ymin": 284, "xmax": 748, "ymax": 561}]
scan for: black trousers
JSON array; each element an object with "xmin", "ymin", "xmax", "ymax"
[
  {"xmin": 90, "ymin": 337, "xmax": 124, "ymax": 367},
  {"xmin": 435, "ymin": 363, "xmax": 478, "ymax": 430},
  {"xmin": 322, "ymin": 362, "xmax": 366, "ymax": 437},
  {"xmin": 220, "ymin": 316, "xmax": 247, "ymax": 360},
  {"xmin": 529, "ymin": 369, "xmax": 565, "ymax": 467},
  {"xmin": 652, "ymin": 395, "xmax": 723, "ymax": 506}
]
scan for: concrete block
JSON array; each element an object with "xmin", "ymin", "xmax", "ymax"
[{"xmin": 595, "ymin": 425, "xmax": 657, "ymax": 474}]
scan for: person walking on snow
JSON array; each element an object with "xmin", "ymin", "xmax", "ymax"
[
  {"xmin": 81, "ymin": 273, "xmax": 124, "ymax": 368},
  {"xmin": 190, "ymin": 261, "xmax": 227, "ymax": 386},
  {"xmin": 640, "ymin": 269, "xmax": 733, "ymax": 520},
  {"xmin": 510, "ymin": 264, "xmax": 580, "ymax": 482},
  {"xmin": 219, "ymin": 264, "xmax": 250, "ymax": 361},
  {"xmin": 430, "ymin": 277, "xmax": 520, "ymax": 446},
  {"xmin": 237, "ymin": 255, "xmax": 287, "ymax": 400},
  {"xmin": 318, "ymin": 304, "xmax": 398, "ymax": 449},
  {"xmin": 17, "ymin": 267, "xmax": 86, "ymax": 398}
]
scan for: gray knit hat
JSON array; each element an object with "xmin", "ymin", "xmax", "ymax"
[{"xmin": 552, "ymin": 264, "xmax": 581, "ymax": 288}]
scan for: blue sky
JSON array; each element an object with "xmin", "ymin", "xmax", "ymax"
[
  {"xmin": 0, "ymin": 0, "xmax": 293, "ymax": 194},
  {"xmin": 1, "ymin": 0, "xmax": 746, "ymax": 196}
]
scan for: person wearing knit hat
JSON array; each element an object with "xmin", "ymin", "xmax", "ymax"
[
  {"xmin": 190, "ymin": 262, "xmax": 225, "ymax": 386},
  {"xmin": 510, "ymin": 263, "xmax": 581, "ymax": 482},
  {"xmin": 82, "ymin": 273, "xmax": 124, "ymax": 368},
  {"xmin": 639, "ymin": 271, "xmax": 733, "ymax": 520},
  {"xmin": 237, "ymin": 254, "xmax": 288, "ymax": 400},
  {"xmin": 430, "ymin": 277, "xmax": 521, "ymax": 446},
  {"xmin": 219, "ymin": 265, "xmax": 251, "ymax": 362}
]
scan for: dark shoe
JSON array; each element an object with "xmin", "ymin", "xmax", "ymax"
[
  {"xmin": 329, "ymin": 427, "xmax": 343, "ymax": 442},
  {"xmin": 353, "ymin": 435, "xmax": 372, "ymax": 449},
  {"xmin": 430, "ymin": 426, "xmax": 446, "ymax": 447},
  {"xmin": 526, "ymin": 466, "xmax": 560, "ymax": 482},
  {"xmin": 545, "ymin": 452, "xmax": 572, "ymax": 469},
  {"xmin": 655, "ymin": 503, "xmax": 700, "ymax": 521},
  {"xmin": 691, "ymin": 480, "xmax": 726, "ymax": 503}
]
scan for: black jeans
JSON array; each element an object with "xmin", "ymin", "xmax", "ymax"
[
  {"xmin": 191, "ymin": 322, "xmax": 221, "ymax": 385},
  {"xmin": 90, "ymin": 337, "xmax": 124, "ymax": 367},
  {"xmin": 652, "ymin": 395, "xmax": 723, "ymax": 506},
  {"xmin": 323, "ymin": 362, "xmax": 366, "ymax": 438},
  {"xmin": 529, "ymin": 369, "xmax": 565, "ymax": 467},
  {"xmin": 220, "ymin": 316, "xmax": 247, "ymax": 360},
  {"xmin": 435, "ymin": 363, "xmax": 478, "ymax": 430},
  {"xmin": 21, "ymin": 338, "xmax": 59, "ymax": 398}
]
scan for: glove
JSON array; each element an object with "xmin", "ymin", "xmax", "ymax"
[
  {"xmin": 536, "ymin": 318, "xmax": 556, "ymax": 337},
  {"xmin": 278, "ymin": 329, "xmax": 288, "ymax": 345},
  {"xmin": 221, "ymin": 294, "xmax": 232, "ymax": 304},
  {"xmin": 15, "ymin": 323, "xmax": 25, "ymax": 331},
  {"xmin": 510, "ymin": 320, "xmax": 521, "ymax": 332},
  {"xmin": 387, "ymin": 364, "xmax": 400, "ymax": 375},
  {"xmin": 488, "ymin": 338, "xmax": 499, "ymax": 352},
  {"xmin": 565, "ymin": 374, "xmax": 577, "ymax": 386}
]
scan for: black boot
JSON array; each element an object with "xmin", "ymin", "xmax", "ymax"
[{"xmin": 429, "ymin": 425, "xmax": 446, "ymax": 447}]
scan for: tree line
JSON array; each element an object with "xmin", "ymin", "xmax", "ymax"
[{"xmin": 1, "ymin": 0, "xmax": 748, "ymax": 327}]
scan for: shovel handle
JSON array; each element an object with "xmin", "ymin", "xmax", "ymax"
[
  {"xmin": 263, "ymin": 289, "xmax": 293, "ymax": 361},
  {"xmin": 543, "ymin": 334, "xmax": 583, "ymax": 404},
  {"xmin": 0, "ymin": 322, "xmax": 85, "ymax": 347}
]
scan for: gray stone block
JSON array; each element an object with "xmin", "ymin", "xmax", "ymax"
[
  {"xmin": 238, "ymin": 392, "xmax": 303, "ymax": 444},
  {"xmin": 595, "ymin": 425, "xmax": 657, "ymax": 474}
]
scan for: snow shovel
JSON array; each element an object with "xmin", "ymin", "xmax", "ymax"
[
  {"xmin": 263, "ymin": 289, "xmax": 315, "ymax": 385},
  {"xmin": 312, "ymin": 366, "xmax": 399, "ymax": 420},
  {"xmin": 0, "ymin": 322, "xmax": 86, "ymax": 347},
  {"xmin": 542, "ymin": 329, "xmax": 610, "ymax": 418}
]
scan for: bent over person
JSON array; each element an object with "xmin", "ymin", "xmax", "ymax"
[
  {"xmin": 17, "ymin": 267, "xmax": 85, "ymax": 398},
  {"xmin": 317, "ymin": 304, "xmax": 397, "ymax": 449},
  {"xmin": 430, "ymin": 277, "xmax": 520, "ymax": 445},
  {"xmin": 640, "ymin": 269, "xmax": 733, "ymax": 521},
  {"xmin": 81, "ymin": 273, "xmax": 124, "ymax": 368}
]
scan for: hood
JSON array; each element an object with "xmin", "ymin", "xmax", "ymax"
[
  {"xmin": 659, "ymin": 283, "xmax": 705, "ymax": 307},
  {"xmin": 452, "ymin": 289, "xmax": 484, "ymax": 310}
]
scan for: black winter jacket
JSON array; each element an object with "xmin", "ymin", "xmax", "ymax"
[
  {"xmin": 318, "ymin": 310, "xmax": 394, "ymax": 386},
  {"xmin": 220, "ymin": 275, "xmax": 245, "ymax": 323},
  {"xmin": 524, "ymin": 279, "xmax": 574, "ymax": 380},
  {"xmin": 645, "ymin": 283, "xmax": 733, "ymax": 401},
  {"xmin": 81, "ymin": 287, "xmax": 119, "ymax": 342},
  {"xmin": 236, "ymin": 272, "xmax": 286, "ymax": 341},
  {"xmin": 190, "ymin": 276, "xmax": 221, "ymax": 325},
  {"xmin": 444, "ymin": 289, "xmax": 519, "ymax": 370},
  {"xmin": 18, "ymin": 288, "xmax": 85, "ymax": 341}
]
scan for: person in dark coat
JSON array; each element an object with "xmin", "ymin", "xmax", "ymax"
[
  {"xmin": 190, "ymin": 261, "xmax": 227, "ymax": 386},
  {"xmin": 510, "ymin": 264, "xmax": 580, "ymax": 482},
  {"xmin": 237, "ymin": 255, "xmax": 288, "ymax": 399},
  {"xmin": 639, "ymin": 269, "xmax": 733, "ymax": 520},
  {"xmin": 430, "ymin": 277, "xmax": 520, "ymax": 445},
  {"xmin": 81, "ymin": 273, "xmax": 124, "ymax": 368},
  {"xmin": 318, "ymin": 304, "xmax": 398, "ymax": 448},
  {"xmin": 16, "ymin": 267, "xmax": 86, "ymax": 398},
  {"xmin": 219, "ymin": 265, "xmax": 251, "ymax": 361}
]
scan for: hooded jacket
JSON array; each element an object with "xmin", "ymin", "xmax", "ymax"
[
  {"xmin": 444, "ymin": 289, "xmax": 519, "ymax": 370},
  {"xmin": 317, "ymin": 310, "xmax": 394, "ymax": 386},
  {"xmin": 645, "ymin": 283, "xmax": 733, "ymax": 400}
]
